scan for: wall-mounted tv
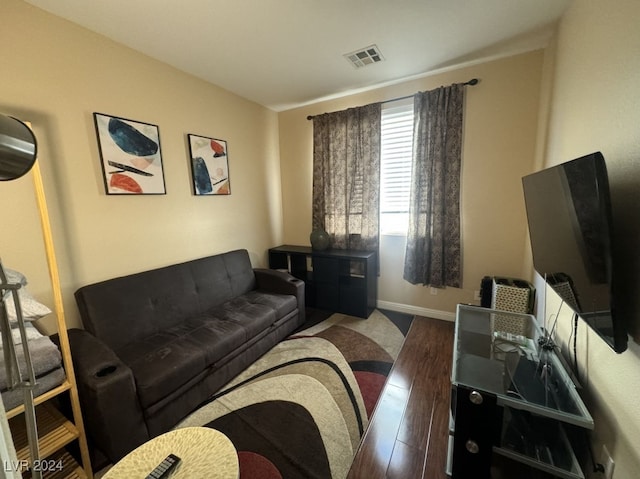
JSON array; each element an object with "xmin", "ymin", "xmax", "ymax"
[{"xmin": 522, "ymin": 151, "xmax": 628, "ymax": 353}]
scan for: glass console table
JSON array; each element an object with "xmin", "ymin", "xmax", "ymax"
[{"xmin": 447, "ymin": 304, "xmax": 594, "ymax": 479}]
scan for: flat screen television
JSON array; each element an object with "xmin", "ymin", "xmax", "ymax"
[{"xmin": 522, "ymin": 151, "xmax": 627, "ymax": 353}]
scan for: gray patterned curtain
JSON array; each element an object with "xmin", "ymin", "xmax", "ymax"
[
  {"xmin": 312, "ymin": 103, "xmax": 381, "ymax": 252},
  {"xmin": 403, "ymin": 84, "xmax": 464, "ymax": 287}
]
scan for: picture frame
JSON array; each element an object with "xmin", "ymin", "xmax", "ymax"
[
  {"xmin": 93, "ymin": 113, "xmax": 166, "ymax": 195},
  {"xmin": 187, "ymin": 134, "xmax": 231, "ymax": 195}
]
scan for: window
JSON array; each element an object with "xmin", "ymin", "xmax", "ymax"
[{"xmin": 380, "ymin": 100, "xmax": 413, "ymax": 234}]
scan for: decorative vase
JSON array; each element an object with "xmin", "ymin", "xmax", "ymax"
[{"xmin": 310, "ymin": 228, "xmax": 330, "ymax": 251}]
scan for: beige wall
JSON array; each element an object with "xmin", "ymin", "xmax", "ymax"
[
  {"xmin": 538, "ymin": 0, "xmax": 640, "ymax": 476},
  {"xmin": 0, "ymin": 0, "xmax": 283, "ymax": 331},
  {"xmin": 278, "ymin": 51, "xmax": 545, "ymax": 316}
]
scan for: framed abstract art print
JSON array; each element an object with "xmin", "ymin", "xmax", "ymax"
[
  {"xmin": 93, "ymin": 113, "xmax": 166, "ymax": 195},
  {"xmin": 187, "ymin": 134, "xmax": 231, "ymax": 195}
]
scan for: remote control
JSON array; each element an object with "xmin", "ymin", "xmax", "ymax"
[{"xmin": 145, "ymin": 453, "xmax": 181, "ymax": 479}]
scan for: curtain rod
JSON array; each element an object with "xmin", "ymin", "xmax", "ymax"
[{"xmin": 306, "ymin": 78, "xmax": 479, "ymax": 120}]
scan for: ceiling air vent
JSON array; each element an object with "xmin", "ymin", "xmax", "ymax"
[{"xmin": 344, "ymin": 45, "xmax": 384, "ymax": 69}]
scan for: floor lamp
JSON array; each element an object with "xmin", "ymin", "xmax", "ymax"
[{"xmin": 0, "ymin": 114, "xmax": 91, "ymax": 478}]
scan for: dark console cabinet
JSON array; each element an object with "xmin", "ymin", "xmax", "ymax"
[{"xmin": 268, "ymin": 245, "xmax": 377, "ymax": 318}]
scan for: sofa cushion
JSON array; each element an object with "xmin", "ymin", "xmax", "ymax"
[
  {"xmin": 117, "ymin": 316, "xmax": 247, "ymax": 408},
  {"xmin": 243, "ymin": 290, "xmax": 298, "ymax": 319},
  {"xmin": 75, "ymin": 249, "xmax": 257, "ymax": 351},
  {"xmin": 215, "ymin": 292, "xmax": 298, "ymax": 338},
  {"xmin": 117, "ymin": 291, "xmax": 297, "ymax": 408}
]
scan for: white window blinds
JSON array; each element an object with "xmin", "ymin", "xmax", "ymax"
[{"xmin": 380, "ymin": 100, "xmax": 414, "ymax": 215}]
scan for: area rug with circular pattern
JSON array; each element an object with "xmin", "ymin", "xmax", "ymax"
[{"xmin": 176, "ymin": 309, "xmax": 413, "ymax": 479}]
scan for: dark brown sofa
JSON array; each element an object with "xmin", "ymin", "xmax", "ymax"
[{"xmin": 68, "ymin": 249, "xmax": 304, "ymax": 464}]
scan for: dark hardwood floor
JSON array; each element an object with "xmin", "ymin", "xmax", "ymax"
[{"xmin": 348, "ymin": 316, "xmax": 455, "ymax": 479}]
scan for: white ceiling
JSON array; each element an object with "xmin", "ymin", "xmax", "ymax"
[{"xmin": 24, "ymin": 0, "xmax": 572, "ymax": 111}]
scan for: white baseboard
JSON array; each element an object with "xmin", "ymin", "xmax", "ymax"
[{"xmin": 377, "ymin": 300, "xmax": 456, "ymax": 322}]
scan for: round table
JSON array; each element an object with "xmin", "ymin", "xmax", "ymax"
[{"xmin": 102, "ymin": 427, "xmax": 239, "ymax": 478}]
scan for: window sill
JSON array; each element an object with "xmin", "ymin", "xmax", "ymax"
[{"xmin": 381, "ymin": 231, "xmax": 407, "ymax": 237}]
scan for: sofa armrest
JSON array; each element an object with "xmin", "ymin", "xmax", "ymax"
[
  {"xmin": 64, "ymin": 329, "xmax": 149, "ymax": 462},
  {"xmin": 254, "ymin": 268, "xmax": 305, "ymax": 321}
]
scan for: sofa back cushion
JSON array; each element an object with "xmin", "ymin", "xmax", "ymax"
[{"xmin": 75, "ymin": 249, "xmax": 256, "ymax": 351}]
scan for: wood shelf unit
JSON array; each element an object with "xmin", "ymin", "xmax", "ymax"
[
  {"xmin": 39, "ymin": 450, "xmax": 86, "ymax": 479},
  {"xmin": 22, "ymin": 450, "xmax": 86, "ymax": 479},
  {"xmin": 3, "ymin": 148, "xmax": 92, "ymax": 478},
  {"xmin": 9, "ymin": 403, "xmax": 86, "ymax": 478},
  {"xmin": 6, "ymin": 382, "xmax": 72, "ymax": 420}
]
